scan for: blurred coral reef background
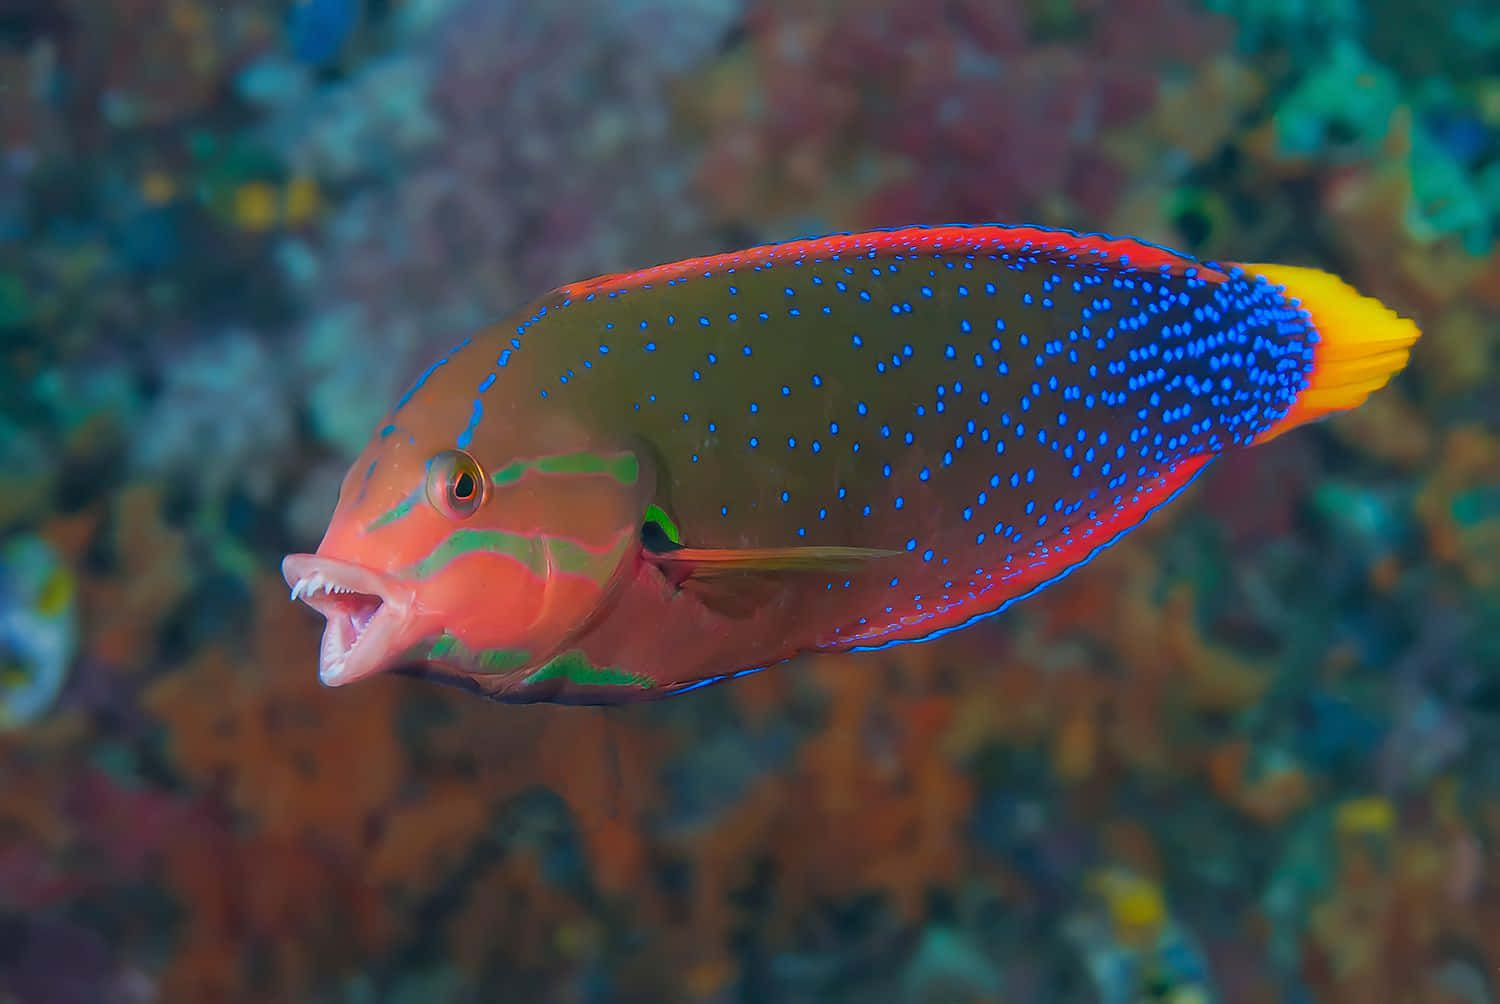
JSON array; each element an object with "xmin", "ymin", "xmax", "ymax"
[{"xmin": 1, "ymin": 0, "xmax": 1498, "ymax": 1001}]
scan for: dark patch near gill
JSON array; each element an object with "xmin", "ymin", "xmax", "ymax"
[{"xmin": 640, "ymin": 519, "xmax": 682, "ymax": 555}]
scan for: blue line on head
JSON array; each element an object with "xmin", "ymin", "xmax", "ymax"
[
  {"xmin": 392, "ymin": 336, "xmax": 471, "ymax": 414},
  {"xmin": 456, "ymin": 398, "xmax": 484, "ymax": 450},
  {"xmin": 354, "ymin": 457, "xmax": 380, "ymax": 504}
]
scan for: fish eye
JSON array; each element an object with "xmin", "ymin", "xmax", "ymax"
[{"xmin": 425, "ymin": 449, "xmax": 488, "ymax": 520}]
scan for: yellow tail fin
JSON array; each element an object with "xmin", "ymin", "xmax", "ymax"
[{"xmin": 1241, "ymin": 263, "xmax": 1422, "ymax": 443}]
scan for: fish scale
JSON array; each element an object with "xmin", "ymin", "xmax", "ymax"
[
  {"xmin": 285, "ymin": 224, "xmax": 1421, "ymax": 702},
  {"xmin": 509, "ymin": 230, "xmax": 1310, "ymax": 652}
]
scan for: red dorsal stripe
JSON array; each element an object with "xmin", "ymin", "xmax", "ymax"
[{"xmin": 558, "ymin": 224, "xmax": 1227, "ymax": 299}]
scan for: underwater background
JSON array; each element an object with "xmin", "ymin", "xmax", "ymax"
[{"xmin": 2, "ymin": 0, "xmax": 1498, "ymax": 1001}]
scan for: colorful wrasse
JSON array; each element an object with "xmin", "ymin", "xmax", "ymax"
[{"xmin": 282, "ymin": 224, "xmax": 1420, "ymax": 704}]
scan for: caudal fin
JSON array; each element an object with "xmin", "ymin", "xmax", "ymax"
[{"xmin": 1241, "ymin": 264, "xmax": 1422, "ymax": 443}]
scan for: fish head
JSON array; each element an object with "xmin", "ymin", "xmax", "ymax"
[{"xmin": 282, "ymin": 337, "xmax": 653, "ymax": 689}]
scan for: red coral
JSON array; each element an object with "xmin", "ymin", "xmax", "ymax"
[{"xmin": 681, "ymin": 0, "xmax": 1232, "ymax": 229}]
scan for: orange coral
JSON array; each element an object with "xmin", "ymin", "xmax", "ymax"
[
  {"xmin": 939, "ymin": 528, "xmax": 1271, "ymax": 788},
  {"xmin": 416, "ymin": 700, "xmax": 671, "ymax": 900},
  {"xmin": 615, "ymin": 658, "xmax": 979, "ymax": 988},
  {"xmin": 145, "ymin": 574, "xmax": 406, "ymax": 846},
  {"xmin": 1413, "ymin": 426, "xmax": 1500, "ymax": 588},
  {"xmin": 1287, "ymin": 784, "xmax": 1500, "ymax": 1004},
  {"xmin": 159, "ymin": 827, "xmax": 391, "ymax": 1002},
  {"xmin": 447, "ymin": 848, "xmax": 598, "ymax": 979},
  {"xmin": 1205, "ymin": 740, "xmax": 1316, "ymax": 825},
  {"xmin": 138, "ymin": 564, "xmax": 691, "ymax": 999},
  {"xmin": 54, "ymin": 481, "xmax": 193, "ymax": 676}
]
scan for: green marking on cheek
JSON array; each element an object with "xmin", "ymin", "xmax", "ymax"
[
  {"xmin": 410, "ymin": 525, "xmax": 632, "ymax": 585},
  {"xmin": 371, "ymin": 450, "xmax": 640, "ymax": 534},
  {"xmin": 366, "ymin": 487, "xmax": 420, "ymax": 532},
  {"xmin": 522, "ymin": 649, "xmax": 653, "ymax": 690},
  {"xmin": 491, "ymin": 460, "xmax": 528, "ymax": 487},
  {"xmin": 534, "ymin": 451, "xmax": 638, "ymax": 485},
  {"xmin": 477, "ymin": 647, "xmax": 531, "ymax": 673},
  {"xmin": 546, "ymin": 526, "xmax": 634, "ymax": 581},
  {"xmin": 490, "ymin": 450, "xmax": 639, "ymax": 490},
  {"xmin": 409, "ymin": 528, "xmax": 546, "ymax": 580},
  {"xmin": 417, "ymin": 634, "xmax": 531, "ymax": 675},
  {"xmin": 427, "ymin": 634, "xmax": 462, "ymax": 659}
]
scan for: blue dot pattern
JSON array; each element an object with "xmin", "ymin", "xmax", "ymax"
[{"xmin": 390, "ymin": 226, "xmax": 1318, "ymax": 694}]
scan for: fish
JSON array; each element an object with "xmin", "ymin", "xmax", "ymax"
[
  {"xmin": 282, "ymin": 224, "xmax": 1420, "ymax": 704},
  {"xmin": 0, "ymin": 534, "xmax": 78, "ymax": 728}
]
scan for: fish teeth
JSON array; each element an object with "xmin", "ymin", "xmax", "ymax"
[{"xmin": 290, "ymin": 573, "xmax": 361, "ymax": 602}]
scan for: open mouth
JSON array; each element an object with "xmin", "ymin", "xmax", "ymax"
[{"xmin": 281, "ymin": 554, "xmax": 414, "ymax": 686}]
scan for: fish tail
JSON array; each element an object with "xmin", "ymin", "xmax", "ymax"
[{"xmin": 1242, "ymin": 263, "xmax": 1422, "ymax": 443}]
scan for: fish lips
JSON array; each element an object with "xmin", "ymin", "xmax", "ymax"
[{"xmin": 281, "ymin": 553, "xmax": 418, "ymax": 687}]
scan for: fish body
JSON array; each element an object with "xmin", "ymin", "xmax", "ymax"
[{"xmin": 283, "ymin": 225, "xmax": 1420, "ymax": 703}]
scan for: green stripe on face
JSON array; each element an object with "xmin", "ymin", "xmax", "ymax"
[
  {"xmin": 546, "ymin": 527, "xmax": 635, "ymax": 579},
  {"xmin": 417, "ymin": 634, "xmax": 531, "ymax": 675},
  {"xmin": 368, "ymin": 450, "xmax": 639, "ymax": 535},
  {"xmin": 522, "ymin": 649, "xmax": 653, "ymax": 689},
  {"xmin": 367, "ymin": 488, "xmax": 420, "ymax": 532},
  {"xmin": 477, "ymin": 647, "xmax": 531, "ymax": 673},
  {"xmin": 406, "ymin": 526, "xmax": 633, "ymax": 582},
  {"xmin": 428, "ymin": 634, "xmax": 462, "ymax": 658},
  {"xmin": 491, "ymin": 450, "xmax": 639, "ymax": 489},
  {"xmin": 409, "ymin": 528, "xmax": 546, "ymax": 580},
  {"xmin": 533, "ymin": 451, "xmax": 639, "ymax": 485},
  {"xmin": 490, "ymin": 460, "xmax": 528, "ymax": 487}
]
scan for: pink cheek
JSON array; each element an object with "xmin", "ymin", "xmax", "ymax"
[{"xmin": 417, "ymin": 562, "xmax": 545, "ymax": 647}]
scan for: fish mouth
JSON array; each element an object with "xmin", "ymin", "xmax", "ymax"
[{"xmin": 281, "ymin": 554, "xmax": 415, "ymax": 687}]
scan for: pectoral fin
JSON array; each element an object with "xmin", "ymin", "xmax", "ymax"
[
  {"xmin": 648, "ymin": 545, "xmax": 902, "ymax": 579},
  {"xmin": 646, "ymin": 545, "xmax": 898, "ymax": 619}
]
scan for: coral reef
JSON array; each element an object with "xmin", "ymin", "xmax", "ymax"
[
  {"xmin": 676, "ymin": 0, "xmax": 1237, "ymax": 238},
  {"xmin": 1, "ymin": 0, "xmax": 1498, "ymax": 1000}
]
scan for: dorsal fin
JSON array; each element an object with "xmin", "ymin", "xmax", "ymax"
[{"xmin": 558, "ymin": 224, "xmax": 1226, "ymax": 300}]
